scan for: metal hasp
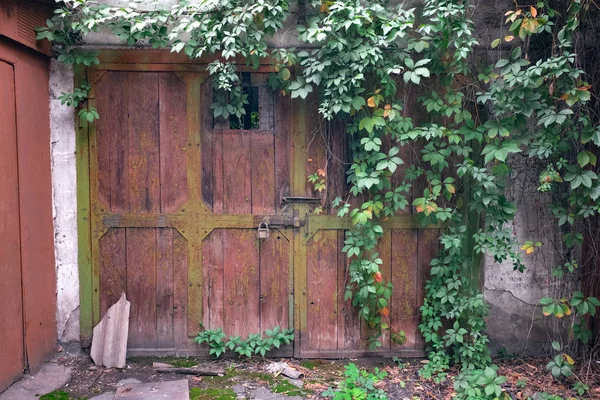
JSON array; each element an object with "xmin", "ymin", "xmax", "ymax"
[{"xmin": 263, "ymin": 209, "xmax": 304, "ymax": 228}]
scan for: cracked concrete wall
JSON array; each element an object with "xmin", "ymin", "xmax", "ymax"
[
  {"xmin": 50, "ymin": 60, "xmax": 80, "ymax": 346},
  {"xmin": 483, "ymin": 155, "xmax": 561, "ymax": 355}
]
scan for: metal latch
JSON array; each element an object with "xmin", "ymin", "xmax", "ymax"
[{"xmin": 262, "ymin": 210, "xmax": 304, "ymax": 228}]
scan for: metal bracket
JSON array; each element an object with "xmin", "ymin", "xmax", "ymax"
[{"xmin": 262, "ymin": 209, "xmax": 304, "ymax": 228}]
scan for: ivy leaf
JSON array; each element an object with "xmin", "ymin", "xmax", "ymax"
[{"xmin": 491, "ymin": 38, "xmax": 500, "ymax": 49}]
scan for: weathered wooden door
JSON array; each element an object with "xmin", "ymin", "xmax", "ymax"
[
  {"xmin": 0, "ymin": 60, "xmax": 25, "ymax": 390},
  {"xmin": 84, "ymin": 52, "xmax": 438, "ymax": 357}
]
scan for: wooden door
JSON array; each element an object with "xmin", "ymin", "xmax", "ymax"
[
  {"xmin": 89, "ymin": 69, "xmax": 293, "ymax": 354},
  {"xmin": 85, "ymin": 54, "xmax": 438, "ymax": 357},
  {"xmin": 0, "ymin": 60, "xmax": 25, "ymax": 390}
]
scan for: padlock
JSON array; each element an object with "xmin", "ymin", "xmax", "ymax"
[{"xmin": 257, "ymin": 221, "xmax": 270, "ymax": 239}]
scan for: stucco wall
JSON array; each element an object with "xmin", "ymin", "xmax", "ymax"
[
  {"xmin": 50, "ymin": 60, "xmax": 79, "ymax": 345},
  {"xmin": 49, "ymin": 0, "xmax": 556, "ymax": 353}
]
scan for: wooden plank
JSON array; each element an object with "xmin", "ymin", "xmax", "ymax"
[
  {"xmin": 128, "ymin": 72, "xmax": 160, "ymax": 213},
  {"xmin": 390, "ymin": 229, "xmax": 419, "ymax": 349},
  {"xmin": 76, "ymin": 64, "xmax": 93, "ymax": 342},
  {"xmin": 15, "ymin": 56, "xmax": 56, "ymax": 372},
  {"xmin": 156, "ymin": 228, "xmax": 174, "ymax": 348},
  {"xmin": 94, "ymin": 71, "xmax": 111, "ymax": 209},
  {"xmin": 305, "ymin": 95, "xmax": 325, "ymax": 203},
  {"xmin": 222, "ymin": 130, "xmax": 251, "ymax": 214},
  {"xmin": 126, "ymin": 228, "xmax": 157, "ymax": 348},
  {"xmin": 377, "ymin": 229, "xmax": 392, "ymax": 349},
  {"xmin": 0, "ymin": 60, "xmax": 24, "ymax": 391},
  {"xmin": 223, "ymin": 230, "xmax": 260, "ymax": 337},
  {"xmin": 259, "ymin": 230, "xmax": 290, "ymax": 330},
  {"xmin": 337, "ymin": 230, "xmax": 360, "ymax": 350},
  {"xmin": 202, "ymin": 230, "xmax": 224, "ymax": 330},
  {"xmin": 173, "ymin": 230, "xmax": 189, "ymax": 347},
  {"xmin": 99, "ymin": 229, "xmax": 127, "ymax": 317},
  {"xmin": 212, "ymin": 126, "xmax": 224, "ymax": 214},
  {"xmin": 251, "ymin": 130, "xmax": 276, "ymax": 214},
  {"xmin": 159, "ymin": 72, "xmax": 188, "ymax": 213},
  {"xmin": 274, "ymin": 92, "xmax": 290, "ymax": 208},
  {"xmin": 327, "ymin": 119, "xmax": 347, "ymax": 214},
  {"xmin": 200, "ymin": 78, "xmax": 214, "ymax": 210},
  {"xmin": 415, "ymin": 228, "xmax": 439, "ymax": 349},
  {"xmin": 306, "ymin": 231, "xmax": 338, "ymax": 350}
]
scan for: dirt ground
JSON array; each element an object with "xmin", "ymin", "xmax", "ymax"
[{"xmin": 49, "ymin": 353, "xmax": 600, "ymax": 399}]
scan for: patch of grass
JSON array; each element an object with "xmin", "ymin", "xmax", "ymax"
[
  {"xmin": 39, "ymin": 390, "xmax": 70, "ymax": 400},
  {"xmin": 301, "ymin": 360, "xmax": 318, "ymax": 370},
  {"xmin": 189, "ymin": 388, "xmax": 237, "ymax": 400},
  {"xmin": 272, "ymin": 379, "xmax": 313, "ymax": 397}
]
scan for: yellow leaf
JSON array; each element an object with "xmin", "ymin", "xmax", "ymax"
[
  {"xmin": 367, "ymin": 96, "xmax": 376, "ymax": 108},
  {"xmin": 563, "ymin": 353, "xmax": 575, "ymax": 365},
  {"xmin": 383, "ymin": 109, "xmax": 390, "ymax": 118},
  {"xmin": 526, "ymin": 247, "xmax": 534, "ymax": 254},
  {"xmin": 416, "ymin": 205, "xmax": 424, "ymax": 213},
  {"xmin": 504, "ymin": 35, "xmax": 514, "ymax": 42},
  {"xmin": 447, "ymin": 184, "xmax": 456, "ymax": 194},
  {"xmin": 530, "ymin": 6, "xmax": 537, "ymax": 17}
]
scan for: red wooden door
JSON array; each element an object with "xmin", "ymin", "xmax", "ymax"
[
  {"xmin": 0, "ymin": 60, "xmax": 25, "ymax": 390},
  {"xmin": 90, "ymin": 69, "xmax": 293, "ymax": 354},
  {"xmin": 86, "ymin": 54, "xmax": 437, "ymax": 357}
]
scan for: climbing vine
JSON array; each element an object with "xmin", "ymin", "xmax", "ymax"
[{"xmin": 39, "ymin": 0, "xmax": 600, "ymax": 383}]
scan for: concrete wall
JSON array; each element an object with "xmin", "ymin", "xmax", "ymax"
[
  {"xmin": 50, "ymin": 60, "xmax": 79, "ymax": 345},
  {"xmin": 49, "ymin": 0, "xmax": 557, "ymax": 353}
]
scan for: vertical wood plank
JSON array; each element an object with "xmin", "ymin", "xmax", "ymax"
[
  {"xmin": 202, "ymin": 230, "xmax": 224, "ymax": 330},
  {"xmin": 327, "ymin": 119, "xmax": 347, "ymax": 214},
  {"xmin": 173, "ymin": 230, "xmax": 189, "ymax": 347},
  {"xmin": 259, "ymin": 230, "xmax": 290, "ymax": 330},
  {"xmin": 99, "ymin": 229, "xmax": 127, "ymax": 317},
  {"xmin": 391, "ymin": 229, "xmax": 419, "ymax": 349},
  {"xmin": 306, "ymin": 231, "xmax": 338, "ymax": 350},
  {"xmin": 126, "ymin": 228, "xmax": 157, "ymax": 348},
  {"xmin": 251, "ymin": 131, "xmax": 275, "ymax": 214},
  {"xmin": 94, "ymin": 72, "xmax": 111, "ymax": 209},
  {"xmin": 222, "ymin": 131, "xmax": 251, "ymax": 214},
  {"xmin": 377, "ymin": 229, "xmax": 392, "ymax": 349},
  {"xmin": 159, "ymin": 73, "xmax": 187, "ymax": 213},
  {"xmin": 337, "ymin": 230, "xmax": 361, "ymax": 350},
  {"xmin": 200, "ymin": 78, "xmax": 214, "ymax": 210},
  {"xmin": 0, "ymin": 60, "xmax": 25, "ymax": 390},
  {"xmin": 274, "ymin": 93, "xmax": 290, "ymax": 208},
  {"xmin": 128, "ymin": 72, "xmax": 160, "ymax": 213},
  {"xmin": 223, "ymin": 230, "xmax": 259, "ymax": 337},
  {"xmin": 212, "ymin": 128, "xmax": 224, "ymax": 214},
  {"xmin": 415, "ymin": 228, "xmax": 439, "ymax": 349},
  {"xmin": 97, "ymin": 72, "xmax": 130, "ymax": 213},
  {"xmin": 305, "ymin": 97, "xmax": 325, "ymax": 201},
  {"xmin": 156, "ymin": 228, "xmax": 174, "ymax": 348}
]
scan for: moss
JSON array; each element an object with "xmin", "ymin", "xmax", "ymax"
[
  {"xmin": 39, "ymin": 391, "xmax": 71, "ymax": 400},
  {"xmin": 300, "ymin": 360, "xmax": 319, "ymax": 370},
  {"xmin": 272, "ymin": 379, "xmax": 313, "ymax": 397},
  {"xmin": 189, "ymin": 388, "xmax": 237, "ymax": 400}
]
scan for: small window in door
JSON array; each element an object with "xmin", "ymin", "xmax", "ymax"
[{"xmin": 212, "ymin": 72, "xmax": 273, "ymax": 130}]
